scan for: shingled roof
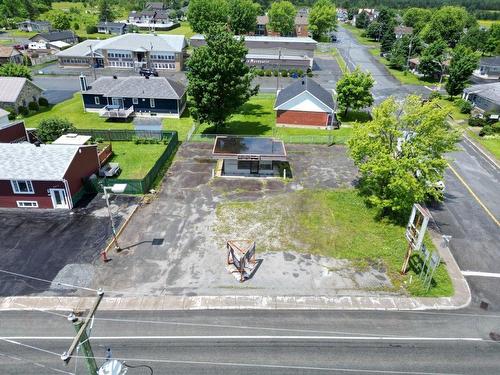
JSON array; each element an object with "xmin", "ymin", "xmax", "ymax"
[{"xmin": 275, "ymin": 77, "xmax": 335, "ymax": 111}]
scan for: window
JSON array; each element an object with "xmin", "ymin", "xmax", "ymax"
[
  {"xmin": 16, "ymin": 201, "xmax": 38, "ymax": 208},
  {"xmin": 132, "ymin": 97, "xmax": 138, "ymax": 104},
  {"xmin": 95, "ymin": 96, "xmax": 100, "ymax": 105},
  {"xmin": 11, "ymin": 180, "xmax": 34, "ymax": 194},
  {"xmin": 150, "ymin": 98, "xmax": 155, "ymax": 108}
]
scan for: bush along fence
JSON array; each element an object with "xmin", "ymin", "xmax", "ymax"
[{"xmin": 81, "ymin": 129, "xmax": 179, "ymax": 195}]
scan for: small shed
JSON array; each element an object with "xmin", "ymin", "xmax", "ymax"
[{"xmin": 212, "ymin": 136, "xmax": 287, "ymax": 177}]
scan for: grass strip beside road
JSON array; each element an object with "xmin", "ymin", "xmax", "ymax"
[
  {"xmin": 332, "ymin": 48, "xmax": 349, "ymax": 74},
  {"xmin": 215, "ymin": 189, "xmax": 452, "ymax": 297},
  {"xmin": 467, "ymin": 130, "xmax": 500, "ymax": 161}
]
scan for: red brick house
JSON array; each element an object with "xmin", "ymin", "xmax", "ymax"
[
  {"xmin": 0, "ymin": 142, "xmax": 100, "ymax": 209},
  {"xmin": 274, "ymin": 78, "xmax": 337, "ymax": 128}
]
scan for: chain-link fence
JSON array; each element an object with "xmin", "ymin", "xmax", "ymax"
[{"xmin": 189, "ymin": 132, "xmax": 348, "ymax": 145}]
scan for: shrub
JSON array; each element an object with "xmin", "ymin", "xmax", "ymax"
[
  {"xmin": 297, "ymin": 69, "xmax": 304, "ymax": 77},
  {"xmin": 454, "ymin": 98, "xmax": 473, "ymax": 114},
  {"xmin": 28, "ymin": 101, "xmax": 39, "ymax": 112},
  {"xmin": 4, "ymin": 106, "xmax": 16, "ymax": 120},
  {"xmin": 307, "ymin": 71, "xmax": 313, "ymax": 77},
  {"xmin": 428, "ymin": 91, "xmax": 442, "ymax": 100},
  {"xmin": 73, "ymin": 22, "xmax": 80, "ymax": 30},
  {"xmin": 38, "ymin": 97, "xmax": 49, "ymax": 107},
  {"xmin": 85, "ymin": 25, "xmax": 98, "ymax": 34},
  {"xmin": 479, "ymin": 122, "xmax": 500, "ymax": 136},
  {"xmin": 255, "ymin": 69, "xmax": 264, "ymax": 76},
  {"xmin": 17, "ymin": 106, "xmax": 29, "ymax": 116},
  {"xmin": 469, "ymin": 117, "xmax": 487, "ymax": 127},
  {"xmin": 280, "ymin": 70, "xmax": 288, "ymax": 77},
  {"xmin": 95, "ymin": 137, "xmax": 104, "ymax": 143},
  {"xmin": 37, "ymin": 118, "xmax": 76, "ymax": 142},
  {"xmin": 132, "ymin": 136, "xmax": 139, "ymax": 144},
  {"xmin": 272, "ymin": 70, "xmax": 279, "ymax": 77},
  {"xmin": 264, "ymin": 69, "xmax": 272, "ymax": 77}
]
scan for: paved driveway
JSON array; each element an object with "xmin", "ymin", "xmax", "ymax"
[{"xmin": 0, "ymin": 195, "xmax": 139, "ymax": 297}]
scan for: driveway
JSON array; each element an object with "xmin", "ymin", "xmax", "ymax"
[
  {"xmin": 33, "ymin": 76, "xmax": 81, "ymax": 104},
  {"xmin": 89, "ymin": 142, "xmax": 408, "ymax": 297},
  {"xmin": 0, "ymin": 194, "xmax": 139, "ymax": 297}
]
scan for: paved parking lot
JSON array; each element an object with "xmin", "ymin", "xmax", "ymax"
[
  {"xmin": 90, "ymin": 142, "xmax": 398, "ymax": 297},
  {"xmin": 0, "ymin": 195, "xmax": 139, "ymax": 297}
]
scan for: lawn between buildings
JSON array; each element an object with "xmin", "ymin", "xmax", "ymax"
[{"xmin": 215, "ymin": 189, "xmax": 453, "ymax": 297}]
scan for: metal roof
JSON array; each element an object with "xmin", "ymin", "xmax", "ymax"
[
  {"xmin": 464, "ymin": 82, "xmax": 500, "ymax": 103},
  {"xmin": 0, "ymin": 77, "xmax": 43, "ymax": 103},
  {"xmin": 52, "ymin": 134, "xmax": 92, "ymax": 145},
  {"xmin": 84, "ymin": 76, "xmax": 186, "ymax": 99},
  {"xmin": 55, "ymin": 39, "xmax": 100, "ymax": 57},
  {"xmin": 0, "ymin": 143, "xmax": 80, "ymax": 181},
  {"xmin": 32, "ymin": 30, "xmax": 75, "ymax": 42},
  {"xmin": 275, "ymin": 77, "xmax": 335, "ymax": 111},
  {"xmin": 212, "ymin": 136, "xmax": 287, "ymax": 160},
  {"xmin": 0, "ymin": 46, "xmax": 20, "ymax": 58},
  {"xmin": 479, "ymin": 56, "xmax": 500, "ymax": 67},
  {"xmin": 191, "ymin": 34, "xmax": 317, "ymax": 45}
]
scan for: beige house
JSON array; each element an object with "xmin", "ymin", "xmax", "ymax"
[
  {"xmin": 0, "ymin": 77, "xmax": 44, "ymax": 112},
  {"xmin": 0, "ymin": 46, "xmax": 23, "ymax": 65}
]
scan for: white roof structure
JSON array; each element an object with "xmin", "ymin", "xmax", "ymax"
[
  {"xmin": 49, "ymin": 40, "xmax": 71, "ymax": 49},
  {"xmin": 0, "ymin": 77, "xmax": 43, "ymax": 103},
  {"xmin": 190, "ymin": 34, "xmax": 317, "ymax": 45},
  {"xmin": 0, "ymin": 143, "xmax": 80, "ymax": 181},
  {"xmin": 52, "ymin": 133, "xmax": 92, "ymax": 145},
  {"xmin": 57, "ymin": 33, "xmax": 186, "ymax": 58}
]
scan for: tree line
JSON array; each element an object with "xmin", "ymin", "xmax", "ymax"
[{"xmin": 337, "ymin": 0, "xmax": 499, "ymax": 11}]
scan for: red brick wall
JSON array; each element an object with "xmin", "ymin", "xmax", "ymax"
[
  {"xmin": 0, "ymin": 180, "xmax": 65, "ymax": 208},
  {"xmin": 276, "ymin": 110, "xmax": 329, "ymax": 126},
  {"xmin": 0, "ymin": 122, "xmax": 26, "ymax": 143},
  {"xmin": 64, "ymin": 145, "xmax": 99, "ymax": 197}
]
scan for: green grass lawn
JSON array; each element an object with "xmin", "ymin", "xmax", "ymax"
[
  {"xmin": 332, "ymin": 47, "xmax": 349, "ymax": 74},
  {"xmin": 108, "ymin": 141, "xmax": 167, "ymax": 179},
  {"xmin": 467, "ymin": 131, "xmax": 500, "ymax": 161},
  {"xmin": 215, "ymin": 189, "xmax": 452, "ymax": 297},
  {"xmin": 22, "ymin": 93, "xmax": 135, "ymax": 130},
  {"xmin": 157, "ymin": 22, "xmax": 195, "ymax": 38},
  {"xmin": 434, "ymin": 99, "xmax": 470, "ymax": 121},
  {"xmin": 342, "ymin": 23, "xmax": 379, "ymax": 48},
  {"xmin": 478, "ymin": 19, "xmax": 500, "ymax": 28},
  {"xmin": 162, "ymin": 107, "xmax": 194, "ymax": 140}
]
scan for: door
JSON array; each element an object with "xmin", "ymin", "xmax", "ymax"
[
  {"xmin": 250, "ymin": 161, "xmax": 259, "ymax": 174},
  {"xmin": 50, "ymin": 189, "xmax": 69, "ymax": 209},
  {"xmin": 112, "ymin": 98, "xmax": 124, "ymax": 108}
]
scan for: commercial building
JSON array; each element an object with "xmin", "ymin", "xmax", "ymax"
[{"xmin": 56, "ymin": 33, "xmax": 187, "ymax": 71}]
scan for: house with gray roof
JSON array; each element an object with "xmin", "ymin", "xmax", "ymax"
[
  {"xmin": 0, "ymin": 77, "xmax": 43, "ymax": 112},
  {"xmin": 97, "ymin": 22, "xmax": 128, "ymax": 35},
  {"xmin": 17, "ymin": 20, "xmax": 52, "ymax": 33},
  {"xmin": 473, "ymin": 56, "xmax": 500, "ymax": 80},
  {"xmin": 80, "ymin": 74, "xmax": 186, "ymax": 118},
  {"xmin": 463, "ymin": 82, "xmax": 500, "ymax": 115},
  {"xmin": 30, "ymin": 30, "xmax": 78, "ymax": 45},
  {"xmin": 0, "ymin": 46, "xmax": 23, "ymax": 65},
  {"xmin": 56, "ymin": 33, "xmax": 187, "ymax": 71},
  {"xmin": 0, "ymin": 140, "xmax": 99, "ymax": 209},
  {"xmin": 274, "ymin": 77, "xmax": 338, "ymax": 128}
]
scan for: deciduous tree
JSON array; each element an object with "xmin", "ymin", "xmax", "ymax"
[
  {"xmin": 418, "ymin": 39, "xmax": 448, "ymax": 80},
  {"xmin": 50, "ymin": 11, "xmax": 71, "ymax": 30},
  {"xmin": 186, "ymin": 25, "xmax": 258, "ymax": 131},
  {"xmin": 355, "ymin": 11, "xmax": 369, "ymax": 29},
  {"xmin": 402, "ymin": 8, "xmax": 431, "ymax": 33},
  {"xmin": 348, "ymin": 96, "xmax": 459, "ymax": 218},
  {"xmin": 445, "ymin": 45, "xmax": 480, "ymax": 98},
  {"xmin": 268, "ymin": 1, "xmax": 296, "ymax": 36},
  {"xmin": 308, "ymin": 0, "xmax": 337, "ymax": 41},
  {"xmin": 336, "ymin": 67, "xmax": 374, "ymax": 116},
  {"xmin": 98, "ymin": 0, "xmax": 114, "ymax": 22},
  {"xmin": 420, "ymin": 6, "xmax": 470, "ymax": 47},
  {"xmin": 37, "ymin": 118, "xmax": 76, "ymax": 142},
  {"xmin": 228, "ymin": 0, "xmax": 260, "ymax": 35},
  {"xmin": 187, "ymin": 0, "xmax": 229, "ymax": 34},
  {"xmin": 0, "ymin": 63, "xmax": 32, "ymax": 80}
]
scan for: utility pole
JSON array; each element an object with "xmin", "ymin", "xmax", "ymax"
[
  {"xmin": 89, "ymin": 45, "xmax": 97, "ymax": 81},
  {"xmin": 61, "ymin": 289, "xmax": 104, "ymax": 374},
  {"xmin": 276, "ymin": 48, "xmax": 281, "ymax": 91}
]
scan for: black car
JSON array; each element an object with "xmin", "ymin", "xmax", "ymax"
[{"xmin": 139, "ymin": 68, "xmax": 159, "ymax": 77}]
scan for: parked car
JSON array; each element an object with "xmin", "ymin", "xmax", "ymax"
[{"xmin": 139, "ymin": 68, "xmax": 158, "ymax": 77}]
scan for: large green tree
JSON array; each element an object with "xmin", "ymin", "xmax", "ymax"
[
  {"xmin": 420, "ymin": 6, "xmax": 471, "ymax": 47},
  {"xmin": 187, "ymin": 0, "xmax": 229, "ymax": 34},
  {"xmin": 308, "ymin": 0, "xmax": 337, "ymax": 41},
  {"xmin": 228, "ymin": 0, "xmax": 260, "ymax": 35},
  {"xmin": 418, "ymin": 39, "xmax": 449, "ymax": 80},
  {"xmin": 402, "ymin": 8, "xmax": 432, "ymax": 33},
  {"xmin": 348, "ymin": 96, "xmax": 459, "ymax": 218},
  {"xmin": 445, "ymin": 46, "xmax": 480, "ymax": 98},
  {"xmin": 355, "ymin": 10, "xmax": 369, "ymax": 29},
  {"xmin": 389, "ymin": 34, "xmax": 423, "ymax": 70},
  {"xmin": 98, "ymin": 0, "xmax": 115, "ymax": 22},
  {"xmin": 459, "ymin": 26, "xmax": 489, "ymax": 54},
  {"xmin": 186, "ymin": 25, "xmax": 258, "ymax": 131},
  {"xmin": 0, "ymin": 63, "xmax": 32, "ymax": 80},
  {"xmin": 268, "ymin": 1, "xmax": 296, "ymax": 36},
  {"xmin": 37, "ymin": 118, "xmax": 76, "ymax": 142},
  {"xmin": 336, "ymin": 67, "xmax": 374, "ymax": 116},
  {"xmin": 50, "ymin": 11, "xmax": 71, "ymax": 30}
]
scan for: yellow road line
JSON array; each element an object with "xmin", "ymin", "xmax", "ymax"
[{"xmin": 447, "ymin": 163, "xmax": 500, "ymax": 227}]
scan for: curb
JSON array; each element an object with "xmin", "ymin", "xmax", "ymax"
[{"xmin": 0, "ymin": 213, "xmax": 471, "ymax": 312}]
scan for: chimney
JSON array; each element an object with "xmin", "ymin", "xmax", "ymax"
[{"xmin": 79, "ymin": 74, "xmax": 88, "ymax": 91}]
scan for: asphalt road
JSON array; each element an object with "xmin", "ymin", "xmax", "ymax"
[
  {"xmin": 33, "ymin": 76, "xmax": 81, "ymax": 104},
  {"xmin": 335, "ymin": 26, "xmax": 430, "ymax": 103},
  {"xmin": 1, "ymin": 310, "xmax": 499, "ymax": 374}
]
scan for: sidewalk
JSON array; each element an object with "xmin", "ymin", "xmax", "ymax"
[{"xmin": 0, "ymin": 227, "xmax": 470, "ymax": 312}]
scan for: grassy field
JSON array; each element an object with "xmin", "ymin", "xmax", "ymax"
[
  {"xmin": 157, "ymin": 22, "xmax": 195, "ymax": 38},
  {"xmin": 478, "ymin": 20, "xmax": 500, "ymax": 28},
  {"xmin": 434, "ymin": 99, "xmax": 470, "ymax": 121},
  {"xmin": 215, "ymin": 189, "xmax": 452, "ymax": 297},
  {"xmin": 108, "ymin": 141, "xmax": 167, "ymax": 179}
]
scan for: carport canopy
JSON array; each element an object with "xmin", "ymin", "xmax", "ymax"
[{"xmin": 212, "ymin": 136, "xmax": 287, "ymax": 161}]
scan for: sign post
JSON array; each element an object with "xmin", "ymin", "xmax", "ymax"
[{"xmin": 401, "ymin": 204, "xmax": 431, "ymax": 274}]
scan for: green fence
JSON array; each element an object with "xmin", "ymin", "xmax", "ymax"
[
  {"xmin": 84, "ymin": 130, "xmax": 179, "ymax": 194},
  {"xmin": 75, "ymin": 129, "xmax": 174, "ymax": 141}
]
